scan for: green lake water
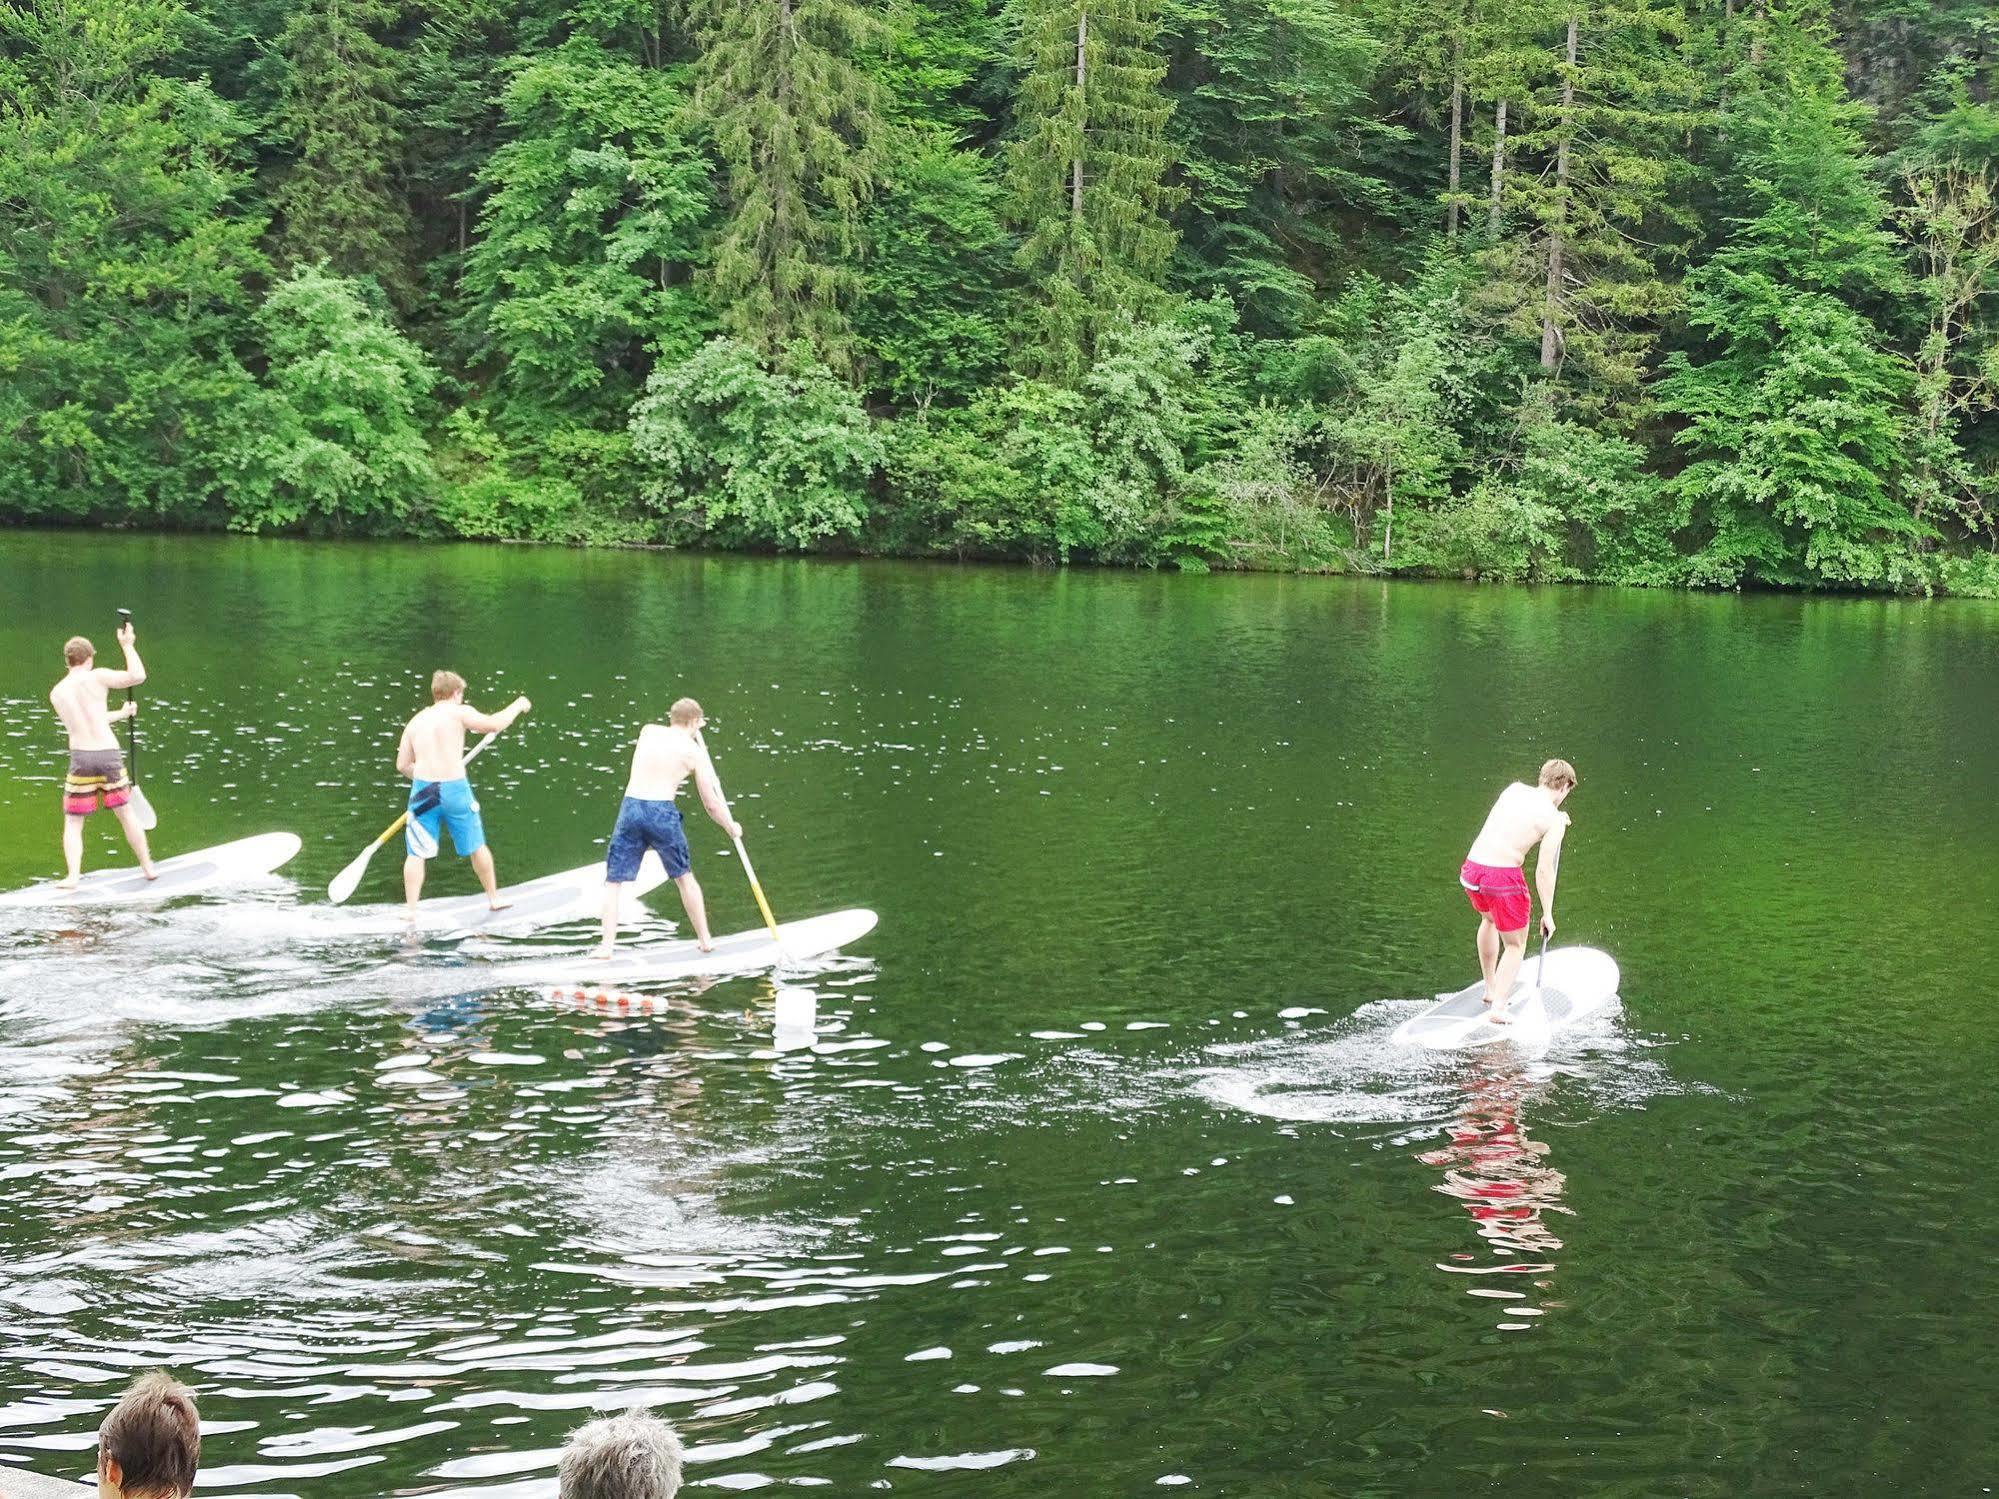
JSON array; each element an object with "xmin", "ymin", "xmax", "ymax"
[{"xmin": 1, "ymin": 531, "xmax": 1994, "ymax": 1495}]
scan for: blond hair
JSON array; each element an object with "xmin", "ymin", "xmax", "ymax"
[
  {"xmin": 98, "ymin": 1371, "xmax": 200, "ymax": 1498},
  {"xmin": 65, "ymin": 636, "xmax": 95, "ymax": 667},
  {"xmin": 432, "ymin": 669, "xmax": 467, "ymax": 702},
  {"xmin": 668, "ymin": 698, "xmax": 703, "ymax": 727},
  {"xmin": 1539, "ymin": 758, "xmax": 1577, "ymax": 791}
]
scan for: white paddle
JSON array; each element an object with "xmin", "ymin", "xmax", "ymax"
[
  {"xmin": 328, "ymin": 732, "xmax": 497, "ymax": 903},
  {"xmin": 114, "ymin": 609, "xmax": 158, "ymax": 832}
]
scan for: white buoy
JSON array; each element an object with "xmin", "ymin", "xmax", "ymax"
[{"xmin": 773, "ymin": 987, "xmax": 817, "ymax": 1032}]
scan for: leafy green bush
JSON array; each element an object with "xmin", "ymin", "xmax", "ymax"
[{"xmin": 629, "ymin": 338, "xmax": 883, "ymax": 548}]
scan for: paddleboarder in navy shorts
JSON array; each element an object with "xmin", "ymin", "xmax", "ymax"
[
  {"xmin": 593, "ymin": 697, "xmax": 742, "ymax": 959},
  {"xmin": 1460, "ymin": 759, "xmax": 1575, "ymax": 1025}
]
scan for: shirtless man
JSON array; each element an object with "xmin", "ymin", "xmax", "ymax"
[
  {"xmin": 396, "ymin": 670, "xmax": 531, "ymax": 916},
  {"xmin": 593, "ymin": 697, "xmax": 743, "ymax": 958},
  {"xmin": 1459, "ymin": 759, "xmax": 1577, "ymax": 1024},
  {"xmin": 49, "ymin": 624, "xmax": 155, "ymax": 887}
]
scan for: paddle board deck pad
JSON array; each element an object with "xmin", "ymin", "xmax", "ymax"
[
  {"xmin": 392, "ymin": 854, "xmax": 668, "ymax": 933},
  {"xmin": 1393, "ymin": 946, "xmax": 1620, "ymax": 1050},
  {"xmin": 0, "ymin": 832, "xmax": 303, "ymax": 908},
  {"xmin": 492, "ymin": 908, "xmax": 878, "ymax": 989}
]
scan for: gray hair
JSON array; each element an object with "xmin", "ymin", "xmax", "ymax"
[{"xmin": 557, "ymin": 1408, "xmax": 685, "ymax": 1499}]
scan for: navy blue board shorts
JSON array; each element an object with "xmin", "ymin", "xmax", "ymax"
[{"xmin": 606, "ymin": 797, "xmax": 691, "ymax": 883}]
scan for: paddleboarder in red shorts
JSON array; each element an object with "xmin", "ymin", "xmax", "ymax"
[{"xmin": 1460, "ymin": 760, "xmax": 1575, "ymax": 1025}]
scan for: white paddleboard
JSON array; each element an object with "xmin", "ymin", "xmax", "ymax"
[
  {"xmin": 0, "ymin": 832, "xmax": 303, "ymax": 909},
  {"xmin": 382, "ymin": 853, "xmax": 669, "ymax": 933},
  {"xmin": 1393, "ymin": 946, "xmax": 1620, "ymax": 1050},
  {"xmin": 495, "ymin": 908, "xmax": 878, "ymax": 989}
]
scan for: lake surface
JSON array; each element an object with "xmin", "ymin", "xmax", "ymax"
[{"xmin": 1, "ymin": 532, "xmax": 1993, "ymax": 1496}]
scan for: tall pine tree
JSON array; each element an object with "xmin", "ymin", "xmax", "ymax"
[
  {"xmin": 687, "ymin": 0, "xmax": 892, "ymax": 372},
  {"xmin": 1656, "ymin": 15, "xmax": 1918, "ymax": 585},
  {"xmin": 1006, "ymin": 0, "xmax": 1182, "ymax": 376}
]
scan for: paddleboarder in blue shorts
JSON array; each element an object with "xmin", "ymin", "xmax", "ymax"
[
  {"xmin": 593, "ymin": 697, "xmax": 742, "ymax": 959},
  {"xmin": 397, "ymin": 669, "xmax": 531, "ymax": 918}
]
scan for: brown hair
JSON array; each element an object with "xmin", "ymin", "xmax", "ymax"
[
  {"xmin": 65, "ymin": 636, "xmax": 94, "ymax": 667},
  {"xmin": 98, "ymin": 1371, "xmax": 200, "ymax": 1498},
  {"xmin": 1539, "ymin": 758, "xmax": 1578, "ymax": 791},
  {"xmin": 432, "ymin": 669, "xmax": 467, "ymax": 702},
  {"xmin": 668, "ymin": 698, "xmax": 703, "ymax": 727}
]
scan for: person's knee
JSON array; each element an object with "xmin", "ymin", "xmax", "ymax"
[{"xmin": 1501, "ymin": 928, "xmax": 1527, "ymax": 952}]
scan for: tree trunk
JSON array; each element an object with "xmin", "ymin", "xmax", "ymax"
[
  {"xmin": 1487, "ymin": 98, "xmax": 1508, "ymax": 234},
  {"xmin": 1446, "ymin": 53, "xmax": 1464, "ymax": 239},
  {"xmin": 1382, "ymin": 467, "xmax": 1394, "ymax": 564},
  {"xmin": 1540, "ymin": 12, "xmax": 1577, "ymax": 371},
  {"xmin": 1749, "ymin": 0, "xmax": 1765, "ymax": 65},
  {"xmin": 1072, "ymin": 11, "xmax": 1087, "ymax": 221}
]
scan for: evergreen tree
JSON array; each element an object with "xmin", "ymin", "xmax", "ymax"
[
  {"xmin": 1656, "ymin": 16, "xmax": 1919, "ymax": 585},
  {"xmin": 1161, "ymin": 0, "xmax": 1387, "ymax": 334},
  {"xmin": 686, "ymin": 0, "xmax": 892, "ymax": 372},
  {"xmin": 266, "ymin": 0, "xmax": 418, "ymax": 298},
  {"xmin": 1006, "ymin": 0, "xmax": 1183, "ymax": 375},
  {"xmin": 1480, "ymin": 0, "xmax": 1704, "ymax": 410}
]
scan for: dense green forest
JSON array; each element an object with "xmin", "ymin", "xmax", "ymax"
[{"xmin": 2, "ymin": 0, "xmax": 1996, "ymax": 588}]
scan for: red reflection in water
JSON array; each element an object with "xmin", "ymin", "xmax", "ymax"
[{"xmin": 1419, "ymin": 1055, "xmax": 1571, "ymax": 1318}]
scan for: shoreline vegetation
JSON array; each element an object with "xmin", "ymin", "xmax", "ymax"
[{"xmin": 2, "ymin": 0, "xmax": 1995, "ymax": 594}]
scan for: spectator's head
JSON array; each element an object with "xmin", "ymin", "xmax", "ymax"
[
  {"xmin": 96, "ymin": 1372, "xmax": 199, "ymax": 1499},
  {"xmin": 557, "ymin": 1409, "xmax": 684, "ymax": 1499}
]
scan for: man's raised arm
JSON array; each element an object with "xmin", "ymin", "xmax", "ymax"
[
  {"xmin": 1535, "ymin": 816, "xmax": 1568, "ymax": 937},
  {"xmin": 93, "ymin": 620, "xmax": 146, "ymax": 690},
  {"xmin": 693, "ymin": 746, "xmax": 743, "ymax": 839},
  {"xmin": 461, "ymin": 696, "xmax": 532, "ymax": 734}
]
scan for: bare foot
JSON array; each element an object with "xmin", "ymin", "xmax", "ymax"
[
  {"xmin": 1487, "ymin": 1005, "xmax": 1513, "ymax": 1026},
  {"xmin": 488, "ymin": 898, "xmax": 514, "ymax": 912},
  {"xmin": 54, "ymin": 877, "xmax": 79, "ymax": 891},
  {"xmin": 588, "ymin": 943, "xmax": 615, "ymax": 961},
  {"xmin": 698, "ymin": 939, "xmax": 715, "ymax": 953},
  {"xmin": 141, "ymin": 866, "xmax": 159, "ymax": 881}
]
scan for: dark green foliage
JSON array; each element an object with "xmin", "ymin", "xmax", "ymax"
[
  {"xmin": 265, "ymin": 0, "xmax": 418, "ymax": 298},
  {"xmin": 4, "ymin": 0, "xmax": 1997, "ymax": 593},
  {"xmin": 0, "ymin": 0, "xmax": 269, "ymax": 523},
  {"xmin": 457, "ymin": 38, "xmax": 710, "ymax": 409}
]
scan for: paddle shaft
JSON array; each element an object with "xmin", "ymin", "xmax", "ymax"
[
  {"xmin": 691, "ymin": 726, "xmax": 783, "ymax": 947},
  {"xmin": 112, "ymin": 609, "xmax": 136, "ymax": 772},
  {"xmin": 733, "ymin": 835, "xmax": 782, "ymax": 945},
  {"xmin": 1536, "ymin": 845, "xmax": 1562, "ymax": 987}
]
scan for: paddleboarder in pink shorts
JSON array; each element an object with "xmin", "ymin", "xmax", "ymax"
[{"xmin": 1460, "ymin": 759, "xmax": 1575, "ymax": 1025}]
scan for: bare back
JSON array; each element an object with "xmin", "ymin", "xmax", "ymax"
[
  {"xmin": 1466, "ymin": 782, "xmax": 1567, "ymax": 867},
  {"xmin": 49, "ymin": 670, "xmax": 121, "ymax": 752},
  {"xmin": 625, "ymin": 724, "xmax": 708, "ymax": 800},
  {"xmin": 401, "ymin": 703, "xmax": 474, "ymax": 781}
]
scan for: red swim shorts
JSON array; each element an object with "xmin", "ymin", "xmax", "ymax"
[{"xmin": 1460, "ymin": 859, "xmax": 1530, "ymax": 933}]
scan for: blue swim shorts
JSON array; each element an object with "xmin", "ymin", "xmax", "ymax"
[
  {"xmin": 408, "ymin": 777, "xmax": 486, "ymax": 858},
  {"xmin": 606, "ymin": 797, "xmax": 690, "ymax": 884}
]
